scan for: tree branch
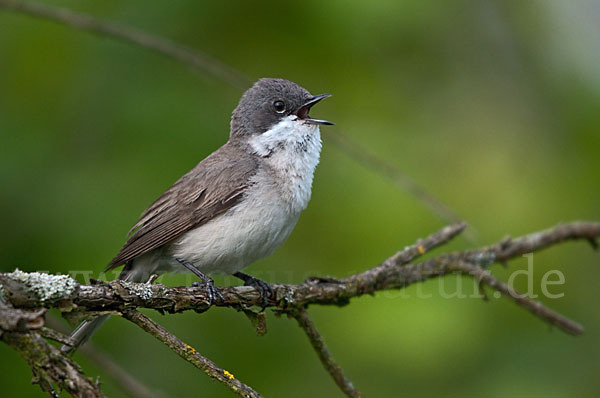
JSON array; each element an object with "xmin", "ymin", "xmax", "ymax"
[
  {"xmin": 0, "ymin": 302, "xmax": 102, "ymax": 397},
  {"xmin": 292, "ymin": 308, "xmax": 363, "ymax": 398},
  {"xmin": 46, "ymin": 315, "xmax": 167, "ymax": 398},
  {"xmin": 122, "ymin": 309, "xmax": 263, "ymax": 398},
  {"xmin": 4, "ymin": 222, "xmax": 595, "ymax": 318},
  {"xmin": 1, "ymin": 221, "xmax": 598, "ymax": 396},
  {"xmin": 450, "ymin": 261, "xmax": 584, "ymax": 335}
]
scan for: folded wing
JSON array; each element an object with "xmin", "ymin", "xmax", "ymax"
[{"xmin": 106, "ymin": 144, "xmax": 258, "ymax": 270}]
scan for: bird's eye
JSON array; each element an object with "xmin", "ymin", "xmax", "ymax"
[{"xmin": 273, "ymin": 100, "xmax": 286, "ymax": 113}]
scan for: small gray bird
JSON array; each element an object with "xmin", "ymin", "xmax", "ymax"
[{"xmin": 62, "ymin": 78, "xmax": 332, "ymax": 353}]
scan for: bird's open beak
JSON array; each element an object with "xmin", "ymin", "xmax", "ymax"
[{"xmin": 296, "ymin": 94, "xmax": 334, "ymax": 125}]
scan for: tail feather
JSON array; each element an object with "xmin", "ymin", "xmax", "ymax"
[
  {"xmin": 61, "ymin": 316, "xmax": 110, "ymax": 354},
  {"xmin": 61, "ymin": 262, "xmax": 147, "ymax": 353}
]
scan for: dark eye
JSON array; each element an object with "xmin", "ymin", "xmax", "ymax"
[{"xmin": 273, "ymin": 100, "xmax": 286, "ymax": 113}]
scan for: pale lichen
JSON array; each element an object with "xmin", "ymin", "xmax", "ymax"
[
  {"xmin": 119, "ymin": 281, "xmax": 153, "ymax": 300},
  {"xmin": 5, "ymin": 269, "xmax": 78, "ymax": 303},
  {"xmin": 473, "ymin": 250, "xmax": 497, "ymax": 268},
  {"xmin": 283, "ymin": 288, "xmax": 295, "ymax": 304}
]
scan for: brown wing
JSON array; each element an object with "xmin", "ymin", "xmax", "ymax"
[{"xmin": 106, "ymin": 143, "xmax": 258, "ymax": 270}]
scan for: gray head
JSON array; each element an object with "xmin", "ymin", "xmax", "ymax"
[{"xmin": 230, "ymin": 78, "xmax": 332, "ymax": 139}]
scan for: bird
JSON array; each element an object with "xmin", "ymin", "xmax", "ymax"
[{"xmin": 62, "ymin": 78, "xmax": 333, "ymax": 353}]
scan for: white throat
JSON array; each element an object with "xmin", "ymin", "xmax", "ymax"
[{"xmin": 248, "ymin": 115, "xmax": 322, "ymax": 213}]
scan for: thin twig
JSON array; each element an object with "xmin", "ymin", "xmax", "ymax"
[
  {"xmin": 46, "ymin": 315, "xmax": 166, "ymax": 398},
  {"xmin": 328, "ymin": 129, "xmax": 470, "ymax": 229},
  {"xmin": 39, "ymin": 326, "xmax": 74, "ymax": 345},
  {"xmin": 492, "ymin": 221, "xmax": 600, "ymax": 261},
  {"xmin": 0, "ymin": 0, "xmax": 465, "ymax": 228},
  {"xmin": 0, "ymin": 0, "xmax": 250, "ymax": 90},
  {"xmin": 81, "ymin": 339, "xmax": 168, "ymax": 398},
  {"xmin": 292, "ymin": 308, "xmax": 363, "ymax": 398},
  {"xmin": 382, "ymin": 222, "xmax": 466, "ymax": 266},
  {"xmin": 122, "ymin": 309, "xmax": 263, "ymax": 398},
  {"xmin": 451, "ymin": 261, "xmax": 584, "ymax": 335}
]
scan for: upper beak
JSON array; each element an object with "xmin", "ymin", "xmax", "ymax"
[{"xmin": 296, "ymin": 94, "xmax": 334, "ymax": 125}]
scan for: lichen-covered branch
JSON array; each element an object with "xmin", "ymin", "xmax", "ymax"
[
  {"xmin": 2, "ymin": 331, "xmax": 103, "ymax": 397},
  {"xmin": 0, "ymin": 302, "xmax": 101, "ymax": 397},
  {"xmin": 0, "ymin": 223, "xmax": 468, "ymax": 315},
  {"xmin": 1, "ymin": 221, "xmax": 599, "ymax": 397},
  {"xmin": 3, "ymin": 222, "xmax": 597, "ymax": 322}
]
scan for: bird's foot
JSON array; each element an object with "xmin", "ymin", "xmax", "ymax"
[
  {"xmin": 191, "ymin": 278, "xmax": 225, "ymax": 305},
  {"xmin": 176, "ymin": 258, "xmax": 224, "ymax": 306},
  {"xmin": 233, "ymin": 272, "xmax": 273, "ymax": 310}
]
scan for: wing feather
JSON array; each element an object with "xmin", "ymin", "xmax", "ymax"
[{"xmin": 106, "ymin": 144, "xmax": 257, "ymax": 270}]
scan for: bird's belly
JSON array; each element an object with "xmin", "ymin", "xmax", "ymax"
[{"xmin": 168, "ymin": 190, "xmax": 301, "ymax": 275}]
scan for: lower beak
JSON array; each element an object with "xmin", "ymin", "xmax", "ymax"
[{"xmin": 296, "ymin": 94, "xmax": 334, "ymax": 125}]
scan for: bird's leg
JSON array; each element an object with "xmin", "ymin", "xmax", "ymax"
[
  {"xmin": 176, "ymin": 258, "xmax": 224, "ymax": 305},
  {"xmin": 233, "ymin": 272, "xmax": 273, "ymax": 309}
]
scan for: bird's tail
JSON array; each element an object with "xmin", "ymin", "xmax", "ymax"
[
  {"xmin": 60, "ymin": 315, "xmax": 110, "ymax": 354},
  {"xmin": 61, "ymin": 262, "xmax": 147, "ymax": 354}
]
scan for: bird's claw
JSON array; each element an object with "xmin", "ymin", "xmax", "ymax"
[
  {"xmin": 243, "ymin": 277, "xmax": 273, "ymax": 310},
  {"xmin": 208, "ymin": 281, "xmax": 226, "ymax": 304},
  {"xmin": 192, "ymin": 280, "xmax": 224, "ymax": 305},
  {"xmin": 176, "ymin": 258, "xmax": 224, "ymax": 306}
]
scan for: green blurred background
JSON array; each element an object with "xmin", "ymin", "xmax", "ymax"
[{"xmin": 1, "ymin": 0, "xmax": 599, "ymax": 396}]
